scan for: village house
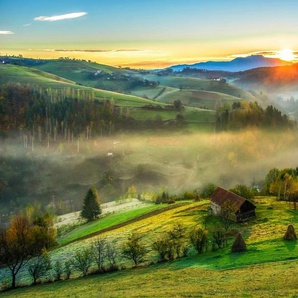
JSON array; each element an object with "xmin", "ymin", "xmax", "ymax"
[{"xmin": 210, "ymin": 187, "xmax": 256, "ymax": 222}]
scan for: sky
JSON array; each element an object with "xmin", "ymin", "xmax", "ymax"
[{"xmin": 1, "ymin": 0, "xmax": 298, "ymax": 68}]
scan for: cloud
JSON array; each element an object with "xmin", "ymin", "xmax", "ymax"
[
  {"xmin": 34, "ymin": 12, "xmax": 87, "ymax": 22},
  {"xmin": 54, "ymin": 49, "xmax": 140, "ymax": 53},
  {"xmin": 0, "ymin": 31, "xmax": 14, "ymax": 35},
  {"xmin": 23, "ymin": 23, "xmax": 32, "ymax": 27}
]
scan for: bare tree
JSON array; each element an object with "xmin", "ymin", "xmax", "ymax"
[
  {"xmin": 106, "ymin": 241, "xmax": 118, "ymax": 271},
  {"xmin": 92, "ymin": 237, "xmax": 107, "ymax": 272},
  {"xmin": 72, "ymin": 247, "xmax": 93, "ymax": 277},
  {"xmin": 27, "ymin": 248, "xmax": 51, "ymax": 284},
  {"xmin": 64, "ymin": 260, "xmax": 73, "ymax": 280},
  {"xmin": 220, "ymin": 199, "xmax": 236, "ymax": 232}
]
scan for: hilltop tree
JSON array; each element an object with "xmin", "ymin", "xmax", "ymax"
[{"xmin": 81, "ymin": 186, "xmax": 102, "ymax": 222}]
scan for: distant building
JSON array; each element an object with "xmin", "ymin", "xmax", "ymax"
[{"xmin": 210, "ymin": 187, "xmax": 256, "ymax": 222}]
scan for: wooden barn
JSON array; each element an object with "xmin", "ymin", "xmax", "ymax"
[{"xmin": 210, "ymin": 187, "xmax": 256, "ymax": 222}]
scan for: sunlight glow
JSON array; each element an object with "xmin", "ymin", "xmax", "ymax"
[{"xmin": 278, "ymin": 48, "xmax": 295, "ymax": 61}]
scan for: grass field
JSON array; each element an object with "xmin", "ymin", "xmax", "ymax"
[
  {"xmin": 157, "ymin": 89, "xmax": 244, "ymax": 110},
  {"xmin": 1, "ymin": 259, "xmax": 297, "ymax": 298},
  {"xmin": 1, "ymin": 197, "xmax": 297, "ymax": 297},
  {"xmin": 58, "ymin": 204, "xmax": 171, "ymax": 246},
  {"xmin": 0, "ymin": 64, "xmax": 161, "ymax": 108},
  {"xmin": 141, "ymin": 74, "xmax": 256, "ymax": 101}
]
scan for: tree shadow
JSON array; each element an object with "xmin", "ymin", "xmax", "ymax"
[{"xmin": 283, "ymin": 239, "xmax": 296, "ymax": 252}]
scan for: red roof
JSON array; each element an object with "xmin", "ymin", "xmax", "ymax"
[{"xmin": 211, "ymin": 187, "xmax": 247, "ymax": 212}]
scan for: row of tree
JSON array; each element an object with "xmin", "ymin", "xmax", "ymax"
[
  {"xmin": 263, "ymin": 167, "xmax": 298, "ymax": 207},
  {"xmin": 216, "ymin": 101, "xmax": 294, "ymax": 131},
  {"xmin": 0, "ymin": 83, "xmax": 119, "ymax": 141},
  {"xmin": 0, "ymin": 221, "xmax": 244, "ymax": 290}
]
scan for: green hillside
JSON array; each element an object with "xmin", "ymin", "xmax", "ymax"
[
  {"xmin": 1, "ymin": 197, "xmax": 297, "ymax": 297},
  {"xmin": 33, "ymin": 59, "xmax": 159, "ymax": 94},
  {"xmin": 12, "ymin": 58, "xmax": 255, "ymax": 103},
  {"xmin": 140, "ymin": 74, "xmax": 256, "ymax": 100},
  {"xmin": 0, "ymin": 64, "xmax": 215, "ymax": 127},
  {"xmin": 0, "ymin": 64, "xmax": 160, "ymax": 107},
  {"xmin": 157, "ymin": 89, "xmax": 244, "ymax": 109}
]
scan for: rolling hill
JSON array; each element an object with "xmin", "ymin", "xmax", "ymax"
[
  {"xmin": 0, "ymin": 197, "xmax": 297, "ymax": 296},
  {"xmin": 2, "ymin": 57, "xmax": 256, "ymax": 103},
  {"xmin": 0, "ymin": 64, "xmax": 159, "ymax": 108},
  {"xmin": 140, "ymin": 74, "xmax": 256, "ymax": 100},
  {"xmin": 234, "ymin": 62, "xmax": 298, "ymax": 93}
]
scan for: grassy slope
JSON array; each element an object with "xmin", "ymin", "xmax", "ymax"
[
  {"xmin": 0, "ymin": 64, "xmax": 214, "ymax": 126},
  {"xmin": 0, "ymin": 64, "xmax": 159, "ymax": 107},
  {"xmin": 33, "ymin": 59, "xmax": 255, "ymax": 104},
  {"xmin": 142, "ymin": 74, "xmax": 256, "ymax": 100},
  {"xmin": 1, "ymin": 197, "xmax": 297, "ymax": 297},
  {"xmin": 58, "ymin": 204, "xmax": 174, "ymax": 246},
  {"xmin": 1, "ymin": 259, "xmax": 297, "ymax": 298},
  {"xmin": 34, "ymin": 60, "xmax": 136, "ymax": 91},
  {"xmin": 157, "ymin": 89, "xmax": 243, "ymax": 109}
]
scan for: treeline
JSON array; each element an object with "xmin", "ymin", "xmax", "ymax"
[
  {"xmin": 0, "ymin": 220, "xmax": 242, "ymax": 290},
  {"xmin": 0, "ymin": 83, "xmax": 122, "ymax": 141},
  {"xmin": 263, "ymin": 167, "xmax": 298, "ymax": 205},
  {"xmin": 216, "ymin": 101, "xmax": 294, "ymax": 131}
]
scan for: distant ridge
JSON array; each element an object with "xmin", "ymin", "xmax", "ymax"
[{"xmin": 168, "ymin": 55, "xmax": 292, "ymax": 72}]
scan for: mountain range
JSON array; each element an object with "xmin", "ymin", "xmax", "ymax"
[{"xmin": 168, "ymin": 55, "xmax": 292, "ymax": 72}]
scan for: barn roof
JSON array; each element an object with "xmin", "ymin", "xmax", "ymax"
[{"xmin": 211, "ymin": 187, "xmax": 249, "ymax": 212}]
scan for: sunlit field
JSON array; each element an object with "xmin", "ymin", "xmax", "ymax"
[{"xmin": 1, "ymin": 197, "xmax": 297, "ymax": 297}]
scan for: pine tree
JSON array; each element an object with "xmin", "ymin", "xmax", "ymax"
[{"xmin": 81, "ymin": 186, "xmax": 101, "ymax": 221}]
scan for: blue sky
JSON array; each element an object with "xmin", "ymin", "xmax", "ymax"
[{"xmin": 1, "ymin": 0, "xmax": 298, "ymax": 68}]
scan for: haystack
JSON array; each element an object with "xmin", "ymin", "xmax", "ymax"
[
  {"xmin": 283, "ymin": 224, "xmax": 297, "ymax": 241},
  {"xmin": 231, "ymin": 232, "xmax": 246, "ymax": 253}
]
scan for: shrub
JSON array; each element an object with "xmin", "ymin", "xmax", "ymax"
[
  {"xmin": 212, "ymin": 229, "xmax": 227, "ymax": 250},
  {"xmin": 53, "ymin": 260, "xmax": 63, "ymax": 281},
  {"xmin": 190, "ymin": 227, "xmax": 208, "ymax": 254},
  {"xmin": 200, "ymin": 183, "xmax": 217, "ymax": 198}
]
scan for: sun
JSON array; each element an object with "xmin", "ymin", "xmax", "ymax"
[{"xmin": 278, "ymin": 48, "xmax": 295, "ymax": 61}]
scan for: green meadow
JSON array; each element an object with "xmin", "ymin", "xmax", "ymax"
[{"xmin": 1, "ymin": 197, "xmax": 297, "ymax": 297}]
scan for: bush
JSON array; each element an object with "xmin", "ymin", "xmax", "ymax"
[
  {"xmin": 190, "ymin": 227, "xmax": 208, "ymax": 254},
  {"xmin": 212, "ymin": 230, "xmax": 227, "ymax": 250},
  {"xmin": 200, "ymin": 183, "xmax": 217, "ymax": 198},
  {"xmin": 53, "ymin": 260, "xmax": 63, "ymax": 281}
]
